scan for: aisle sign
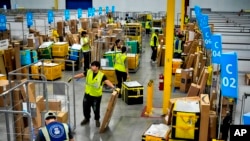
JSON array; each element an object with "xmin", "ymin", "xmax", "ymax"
[
  {"xmin": 88, "ymin": 8, "xmax": 91, "ymax": 17},
  {"xmin": 106, "ymin": 6, "xmax": 109, "ymax": 14},
  {"xmin": 99, "ymin": 7, "xmax": 102, "ymax": 15},
  {"xmin": 220, "ymin": 52, "xmax": 238, "ymax": 99},
  {"xmin": 26, "ymin": 12, "xmax": 33, "ymax": 27},
  {"xmin": 48, "ymin": 10, "xmax": 54, "ymax": 24},
  {"xmin": 77, "ymin": 8, "xmax": 82, "ymax": 19},
  {"xmin": 64, "ymin": 10, "xmax": 70, "ymax": 21},
  {"xmin": 194, "ymin": 5, "xmax": 201, "ymax": 17},
  {"xmin": 112, "ymin": 6, "xmax": 115, "ymax": 13},
  {"xmin": 92, "ymin": 7, "xmax": 95, "ymax": 16},
  {"xmin": 211, "ymin": 34, "xmax": 222, "ymax": 64},
  {"xmin": 201, "ymin": 26, "xmax": 212, "ymax": 49},
  {"xmin": 202, "ymin": 14, "xmax": 209, "ymax": 27},
  {"xmin": 0, "ymin": 15, "xmax": 7, "ymax": 31}
]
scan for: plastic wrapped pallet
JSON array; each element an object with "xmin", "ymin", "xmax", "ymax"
[{"xmin": 121, "ymin": 81, "xmax": 143, "ymax": 105}]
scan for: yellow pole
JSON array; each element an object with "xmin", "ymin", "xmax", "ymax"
[
  {"xmin": 180, "ymin": 0, "xmax": 185, "ymax": 30},
  {"xmin": 145, "ymin": 80, "xmax": 153, "ymax": 115},
  {"xmin": 162, "ymin": 0, "xmax": 175, "ymax": 115},
  {"xmin": 54, "ymin": 0, "xmax": 58, "ymax": 10}
]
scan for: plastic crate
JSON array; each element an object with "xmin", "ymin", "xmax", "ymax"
[
  {"xmin": 127, "ymin": 53, "xmax": 139, "ymax": 69},
  {"xmin": 53, "ymin": 58, "xmax": 66, "ymax": 71},
  {"xmin": 172, "ymin": 59, "xmax": 183, "ymax": 74},
  {"xmin": 43, "ymin": 64, "xmax": 62, "ymax": 80},
  {"xmin": 69, "ymin": 49, "xmax": 80, "ymax": 61},
  {"xmin": 104, "ymin": 51, "xmax": 121, "ymax": 67},
  {"xmin": 243, "ymin": 112, "xmax": 250, "ymax": 125},
  {"xmin": 38, "ymin": 42, "xmax": 53, "ymax": 59},
  {"xmin": 52, "ymin": 42, "xmax": 69, "ymax": 57},
  {"xmin": 20, "ymin": 50, "xmax": 32, "ymax": 66},
  {"xmin": 31, "ymin": 65, "xmax": 40, "ymax": 79},
  {"xmin": 100, "ymin": 67, "xmax": 117, "ymax": 84},
  {"xmin": 126, "ymin": 40, "xmax": 139, "ymax": 54},
  {"xmin": 31, "ymin": 50, "xmax": 38, "ymax": 63},
  {"xmin": 171, "ymin": 100, "xmax": 200, "ymax": 140}
]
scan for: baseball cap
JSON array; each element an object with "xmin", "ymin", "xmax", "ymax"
[{"xmin": 44, "ymin": 112, "xmax": 57, "ymax": 120}]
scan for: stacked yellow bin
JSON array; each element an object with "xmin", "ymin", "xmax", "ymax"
[
  {"xmin": 31, "ymin": 63, "xmax": 62, "ymax": 80},
  {"xmin": 174, "ymin": 68, "xmax": 182, "ymax": 88},
  {"xmin": 127, "ymin": 53, "xmax": 139, "ymax": 70},
  {"xmin": 52, "ymin": 42, "xmax": 69, "ymax": 71}
]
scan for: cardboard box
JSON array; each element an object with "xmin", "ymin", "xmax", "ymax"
[
  {"xmin": 180, "ymin": 69, "xmax": 193, "ymax": 92},
  {"xmin": 245, "ymin": 74, "xmax": 250, "ymax": 85},
  {"xmin": 92, "ymin": 22, "xmax": 99, "ymax": 28},
  {"xmin": 13, "ymin": 89, "xmax": 22, "ymax": 111},
  {"xmin": 0, "ymin": 80, "xmax": 12, "ymax": 106},
  {"xmin": 57, "ymin": 111, "xmax": 68, "ymax": 123},
  {"xmin": 48, "ymin": 99, "xmax": 62, "ymax": 111},
  {"xmin": 36, "ymin": 96, "xmax": 45, "ymax": 111},
  {"xmin": 199, "ymin": 94, "xmax": 210, "ymax": 141},
  {"xmin": 0, "ymin": 53, "xmax": 6, "ymax": 75},
  {"xmin": 28, "ymin": 82, "xmax": 36, "ymax": 102},
  {"xmin": 209, "ymin": 111, "xmax": 217, "ymax": 139},
  {"xmin": 187, "ymin": 83, "xmax": 200, "ymax": 97}
]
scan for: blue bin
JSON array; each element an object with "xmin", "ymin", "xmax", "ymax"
[
  {"xmin": 31, "ymin": 50, "xmax": 38, "ymax": 63},
  {"xmin": 69, "ymin": 49, "xmax": 80, "ymax": 61},
  {"xmin": 20, "ymin": 50, "xmax": 32, "ymax": 66},
  {"xmin": 126, "ymin": 40, "xmax": 138, "ymax": 54},
  {"xmin": 243, "ymin": 112, "xmax": 250, "ymax": 125}
]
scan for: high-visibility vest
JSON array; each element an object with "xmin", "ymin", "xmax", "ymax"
[
  {"xmin": 81, "ymin": 37, "xmax": 90, "ymax": 52},
  {"xmin": 85, "ymin": 70, "xmax": 104, "ymax": 97},
  {"xmin": 184, "ymin": 17, "xmax": 189, "ymax": 24},
  {"xmin": 108, "ymin": 18, "xmax": 114, "ymax": 23},
  {"xmin": 114, "ymin": 53, "xmax": 126, "ymax": 72},
  {"xmin": 174, "ymin": 40, "xmax": 182, "ymax": 53},
  {"xmin": 41, "ymin": 122, "xmax": 69, "ymax": 141},
  {"xmin": 150, "ymin": 33, "xmax": 159, "ymax": 47},
  {"xmin": 145, "ymin": 21, "xmax": 151, "ymax": 29}
]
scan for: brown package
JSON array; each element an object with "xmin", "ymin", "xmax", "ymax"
[{"xmin": 199, "ymin": 94, "xmax": 210, "ymax": 141}]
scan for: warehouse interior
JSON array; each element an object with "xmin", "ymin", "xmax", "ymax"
[{"xmin": 0, "ymin": 0, "xmax": 250, "ymax": 141}]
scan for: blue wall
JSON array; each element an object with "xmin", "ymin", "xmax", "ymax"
[{"xmin": 66, "ymin": 0, "xmax": 92, "ymax": 9}]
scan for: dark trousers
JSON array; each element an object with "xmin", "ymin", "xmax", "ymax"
[
  {"xmin": 146, "ymin": 29, "xmax": 150, "ymax": 35},
  {"xmin": 151, "ymin": 46, "xmax": 157, "ymax": 61},
  {"xmin": 83, "ymin": 52, "xmax": 91, "ymax": 72},
  {"xmin": 115, "ymin": 70, "xmax": 127, "ymax": 89},
  {"xmin": 83, "ymin": 94, "xmax": 102, "ymax": 120}
]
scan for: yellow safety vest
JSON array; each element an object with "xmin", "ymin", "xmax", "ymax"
[
  {"xmin": 174, "ymin": 40, "xmax": 182, "ymax": 53},
  {"xmin": 150, "ymin": 33, "xmax": 159, "ymax": 47},
  {"xmin": 114, "ymin": 53, "xmax": 127, "ymax": 72},
  {"xmin": 184, "ymin": 17, "xmax": 189, "ymax": 24},
  {"xmin": 41, "ymin": 123, "xmax": 69, "ymax": 141},
  {"xmin": 85, "ymin": 70, "xmax": 104, "ymax": 97},
  {"xmin": 145, "ymin": 21, "xmax": 151, "ymax": 29},
  {"xmin": 81, "ymin": 37, "xmax": 90, "ymax": 52},
  {"xmin": 108, "ymin": 18, "xmax": 114, "ymax": 24}
]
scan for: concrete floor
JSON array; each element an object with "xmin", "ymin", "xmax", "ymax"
[{"xmin": 0, "ymin": 31, "xmax": 250, "ymax": 141}]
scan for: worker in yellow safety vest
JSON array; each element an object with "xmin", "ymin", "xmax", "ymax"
[
  {"xmin": 145, "ymin": 19, "xmax": 151, "ymax": 36},
  {"xmin": 114, "ymin": 46, "xmax": 129, "ymax": 98},
  {"xmin": 107, "ymin": 13, "xmax": 114, "ymax": 24},
  {"xmin": 73, "ymin": 61, "xmax": 116, "ymax": 127},
  {"xmin": 36, "ymin": 112, "xmax": 74, "ymax": 141},
  {"xmin": 184, "ymin": 15, "xmax": 190, "ymax": 24},
  {"xmin": 111, "ymin": 39, "xmax": 122, "ymax": 51},
  {"xmin": 81, "ymin": 31, "xmax": 91, "ymax": 72},
  {"xmin": 150, "ymin": 29, "xmax": 159, "ymax": 63},
  {"xmin": 173, "ymin": 34, "xmax": 184, "ymax": 59}
]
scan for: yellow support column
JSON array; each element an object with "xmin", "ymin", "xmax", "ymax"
[
  {"xmin": 54, "ymin": 0, "xmax": 58, "ymax": 10},
  {"xmin": 145, "ymin": 80, "xmax": 154, "ymax": 115},
  {"xmin": 180, "ymin": 0, "xmax": 185, "ymax": 30},
  {"xmin": 162, "ymin": 0, "xmax": 175, "ymax": 115}
]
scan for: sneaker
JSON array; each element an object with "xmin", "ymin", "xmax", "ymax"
[
  {"xmin": 96, "ymin": 120, "xmax": 100, "ymax": 127},
  {"xmin": 80, "ymin": 119, "xmax": 89, "ymax": 126}
]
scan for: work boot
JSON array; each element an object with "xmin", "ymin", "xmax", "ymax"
[
  {"xmin": 96, "ymin": 120, "xmax": 100, "ymax": 127},
  {"xmin": 80, "ymin": 119, "xmax": 89, "ymax": 126}
]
